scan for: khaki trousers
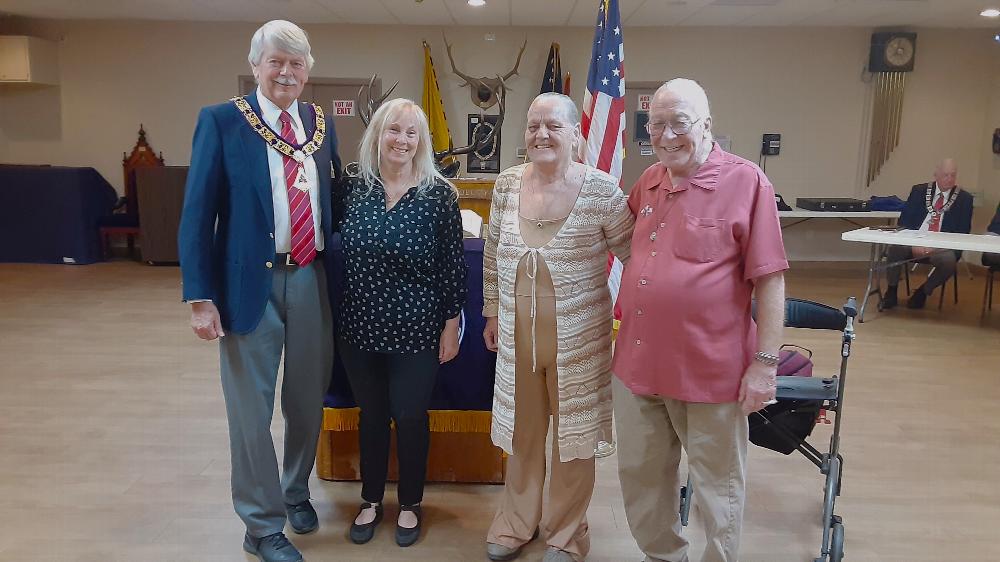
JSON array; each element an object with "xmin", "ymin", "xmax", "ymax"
[
  {"xmin": 613, "ymin": 377, "xmax": 748, "ymax": 562},
  {"xmin": 487, "ymin": 289, "xmax": 595, "ymax": 561}
]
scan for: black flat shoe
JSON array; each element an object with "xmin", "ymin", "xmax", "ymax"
[
  {"xmin": 349, "ymin": 502, "xmax": 383, "ymax": 544},
  {"xmin": 395, "ymin": 504, "xmax": 422, "ymax": 547}
]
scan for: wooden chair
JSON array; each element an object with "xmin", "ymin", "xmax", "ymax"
[{"xmin": 98, "ymin": 125, "xmax": 164, "ymax": 259}]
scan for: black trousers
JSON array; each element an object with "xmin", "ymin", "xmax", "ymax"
[{"xmin": 339, "ymin": 338, "xmax": 439, "ymax": 506}]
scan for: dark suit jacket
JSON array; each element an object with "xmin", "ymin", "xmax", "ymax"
[
  {"xmin": 899, "ymin": 183, "xmax": 973, "ymax": 259},
  {"xmin": 178, "ymin": 95, "xmax": 342, "ymax": 334},
  {"xmin": 988, "ymin": 202, "xmax": 1000, "ymax": 236}
]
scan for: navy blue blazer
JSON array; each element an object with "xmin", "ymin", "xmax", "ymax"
[
  {"xmin": 178, "ymin": 95, "xmax": 342, "ymax": 334},
  {"xmin": 898, "ymin": 183, "xmax": 973, "ymax": 259},
  {"xmin": 899, "ymin": 183, "xmax": 973, "ymax": 233}
]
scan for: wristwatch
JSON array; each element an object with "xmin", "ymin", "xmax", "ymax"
[{"xmin": 754, "ymin": 351, "xmax": 780, "ymax": 367}]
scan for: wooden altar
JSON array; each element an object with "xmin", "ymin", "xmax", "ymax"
[{"xmin": 454, "ymin": 178, "xmax": 494, "ymax": 222}]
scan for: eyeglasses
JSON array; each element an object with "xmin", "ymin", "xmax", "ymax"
[{"xmin": 645, "ymin": 117, "xmax": 702, "ymax": 137}]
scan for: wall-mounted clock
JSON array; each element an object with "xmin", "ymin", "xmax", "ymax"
[{"xmin": 869, "ymin": 32, "xmax": 917, "ymax": 73}]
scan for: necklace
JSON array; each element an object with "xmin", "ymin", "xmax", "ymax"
[
  {"xmin": 924, "ymin": 182, "xmax": 959, "ymax": 217},
  {"xmin": 472, "ymin": 120, "xmax": 498, "ymax": 161},
  {"xmin": 231, "ymin": 96, "xmax": 325, "ymax": 163}
]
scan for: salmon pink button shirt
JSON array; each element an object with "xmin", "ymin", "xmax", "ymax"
[{"xmin": 612, "ymin": 143, "xmax": 788, "ymax": 403}]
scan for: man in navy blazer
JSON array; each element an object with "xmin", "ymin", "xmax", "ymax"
[
  {"xmin": 884, "ymin": 159, "xmax": 973, "ymax": 309},
  {"xmin": 178, "ymin": 20, "xmax": 340, "ymax": 562}
]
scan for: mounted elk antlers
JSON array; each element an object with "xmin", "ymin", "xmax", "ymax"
[
  {"xmin": 433, "ymin": 76, "xmax": 506, "ymax": 177},
  {"xmin": 444, "ymin": 34, "xmax": 525, "ymax": 110},
  {"xmin": 356, "ymin": 73, "xmax": 398, "ymax": 127}
]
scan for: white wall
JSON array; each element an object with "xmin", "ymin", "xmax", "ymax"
[{"xmin": 1, "ymin": 18, "xmax": 999, "ymax": 260}]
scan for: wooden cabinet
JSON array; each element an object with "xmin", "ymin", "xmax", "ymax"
[{"xmin": 135, "ymin": 167, "xmax": 187, "ymax": 264}]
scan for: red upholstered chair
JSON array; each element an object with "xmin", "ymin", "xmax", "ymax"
[{"xmin": 98, "ymin": 125, "xmax": 164, "ymax": 259}]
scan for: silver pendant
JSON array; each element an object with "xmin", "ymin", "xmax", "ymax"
[
  {"xmin": 640, "ymin": 205, "xmax": 654, "ymax": 217},
  {"xmin": 292, "ymin": 150, "xmax": 306, "ymax": 163}
]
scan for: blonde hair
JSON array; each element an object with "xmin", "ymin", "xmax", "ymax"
[{"xmin": 356, "ymin": 98, "xmax": 455, "ymax": 199}]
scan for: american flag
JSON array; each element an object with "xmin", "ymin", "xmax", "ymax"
[
  {"xmin": 580, "ymin": 0, "xmax": 626, "ymax": 307},
  {"xmin": 581, "ymin": 0, "xmax": 625, "ymax": 180}
]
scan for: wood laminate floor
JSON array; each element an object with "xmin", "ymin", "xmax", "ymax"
[{"xmin": 1, "ymin": 261, "xmax": 998, "ymax": 562}]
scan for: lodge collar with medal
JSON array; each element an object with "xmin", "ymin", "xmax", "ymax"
[
  {"xmin": 925, "ymin": 181, "xmax": 960, "ymax": 218},
  {"xmin": 231, "ymin": 96, "xmax": 325, "ymax": 166}
]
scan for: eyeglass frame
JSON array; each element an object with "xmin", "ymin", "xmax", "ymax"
[{"xmin": 645, "ymin": 116, "xmax": 703, "ymax": 137}]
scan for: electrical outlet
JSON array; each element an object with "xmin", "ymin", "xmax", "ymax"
[{"xmin": 516, "ymin": 147, "xmax": 527, "ymax": 158}]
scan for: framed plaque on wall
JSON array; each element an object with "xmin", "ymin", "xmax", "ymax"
[{"xmin": 467, "ymin": 114, "xmax": 501, "ymax": 174}]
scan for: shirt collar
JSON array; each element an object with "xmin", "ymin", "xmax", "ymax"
[
  {"xmin": 646, "ymin": 142, "xmax": 722, "ymax": 192},
  {"xmin": 255, "ymin": 86, "xmax": 302, "ymax": 132}
]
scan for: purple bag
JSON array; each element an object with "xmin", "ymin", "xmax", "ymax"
[{"xmin": 777, "ymin": 345, "xmax": 813, "ymax": 377}]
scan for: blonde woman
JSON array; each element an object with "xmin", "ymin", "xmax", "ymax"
[{"xmin": 334, "ymin": 98, "xmax": 468, "ymax": 547}]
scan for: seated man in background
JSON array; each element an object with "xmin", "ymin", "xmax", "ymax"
[
  {"xmin": 984, "ymin": 202, "xmax": 1000, "ymax": 268},
  {"xmin": 883, "ymin": 158, "xmax": 973, "ymax": 309}
]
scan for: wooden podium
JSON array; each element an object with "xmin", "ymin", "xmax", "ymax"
[
  {"xmin": 453, "ymin": 178, "xmax": 494, "ymax": 222},
  {"xmin": 316, "ymin": 408, "xmax": 506, "ymax": 484},
  {"xmin": 135, "ymin": 166, "xmax": 187, "ymax": 264}
]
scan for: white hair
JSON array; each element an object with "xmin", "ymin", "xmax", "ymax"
[
  {"xmin": 655, "ymin": 78, "xmax": 713, "ymax": 141},
  {"xmin": 531, "ymin": 92, "xmax": 580, "ymax": 125},
  {"xmin": 656, "ymin": 78, "xmax": 712, "ymax": 121},
  {"xmin": 248, "ymin": 20, "xmax": 315, "ymax": 70},
  {"xmin": 356, "ymin": 98, "xmax": 455, "ymax": 200}
]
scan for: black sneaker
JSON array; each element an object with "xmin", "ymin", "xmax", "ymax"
[
  {"xmin": 243, "ymin": 532, "xmax": 303, "ymax": 562},
  {"xmin": 286, "ymin": 500, "xmax": 318, "ymax": 535}
]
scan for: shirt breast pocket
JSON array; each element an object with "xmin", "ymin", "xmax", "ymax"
[{"xmin": 674, "ymin": 214, "xmax": 728, "ymax": 263}]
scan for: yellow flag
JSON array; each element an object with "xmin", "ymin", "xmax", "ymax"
[{"xmin": 421, "ymin": 41, "xmax": 453, "ymax": 158}]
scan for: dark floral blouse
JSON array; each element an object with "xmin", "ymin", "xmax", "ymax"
[{"xmin": 334, "ymin": 176, "xmax": 468, "ymax": 354}]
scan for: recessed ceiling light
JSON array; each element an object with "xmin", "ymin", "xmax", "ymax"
[
  {"xmin": 981, "ymin": 8, "xmax": 1000, "ymax": 17},
  {"xmin": 468, "ymin": 0, "xmax": 486, "ymax": 6}
]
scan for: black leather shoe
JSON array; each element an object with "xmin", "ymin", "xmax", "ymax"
[
  {"xmin": 242, "ymin": 532, "xmax": 303, "ymax": 562},
  {"xmin": 286, "ymin": 500, "xmax": 318, "ymax": 535},
  {"xmin": 349, "ymin": 502, "xmax": 383, "ymax": 544},
  {"xmin": 395, "ymin": 504, "xmax": 422, "ymax": 547},
  {"xmin": 882, "ymin": 286, "xmax": 898, "ymax": 309},
  {"xmin": 907, "ymin": 286, "xmax": 928, "ymax": 309}
]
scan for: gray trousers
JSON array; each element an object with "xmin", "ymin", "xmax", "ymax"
[
  {"xmin": 219, "ymin": 261, "xmax": 333, "ymax": 538},
  {"xmin": 886, "ymin": 244, "xmax": 957, "ymax": 294}
]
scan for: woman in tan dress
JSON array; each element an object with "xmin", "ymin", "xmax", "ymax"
[{"xmin": 482, "ymin": 93, "xmax": 634, "ymax": 562}]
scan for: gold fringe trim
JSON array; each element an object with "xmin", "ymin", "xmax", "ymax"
[{"xmin": 323, "ymin": 408, "xmax": 493, "ymax": 434}]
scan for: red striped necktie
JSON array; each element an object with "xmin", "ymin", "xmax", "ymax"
[{"xmin": 278, "ymin": 110, "xmax": 316, "ymax": 267}]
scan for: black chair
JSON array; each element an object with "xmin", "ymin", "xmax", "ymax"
[
  {"xmin": 904, "ymin": 257, "xmax": 959, "ymax": 310},
  {"xmin": 982, "ymin": 253, "xmax": 1000, "ymax": 316}
]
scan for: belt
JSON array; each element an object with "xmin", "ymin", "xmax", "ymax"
[{"xmin": 274, "ymin": 251, "xmax": 324, "ymax": 267}]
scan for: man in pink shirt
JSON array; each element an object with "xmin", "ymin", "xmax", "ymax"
[{"xmin": 612, "ymin": 79, "xmax": 788, "ymax": 562}]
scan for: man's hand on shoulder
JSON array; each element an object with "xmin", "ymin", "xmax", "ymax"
[{"xmin": 190, "ymin": 301, "xmax": 225, "ymax": 341}]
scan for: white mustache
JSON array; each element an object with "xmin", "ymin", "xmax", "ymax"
[{"xmin": 274, "ymin": 77, "xmax": 298, "ymax": 87}]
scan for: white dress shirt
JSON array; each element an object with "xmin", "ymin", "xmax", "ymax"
[
  {"xmin": 256, "ymin": 87, "xmax": 323, "ymax": 252},
  {"xmin": 918, "ymin": 183, "xmax": 949, "ymax": 232}
]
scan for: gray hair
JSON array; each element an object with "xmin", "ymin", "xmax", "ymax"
[
  {"xmin": 248, "ymin": 20, "xmax": 315, "ymax": 70},
  {"xmin": 531, "ymin": 92, "xmax": 580, "ymax": 125},
  {"xmin": 655, "ymin": 78, "xmax": 712, "ymax": 122},
  {"xmin": 356, "ymin": 98, "xmax": 455, "ymax": 199}
]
